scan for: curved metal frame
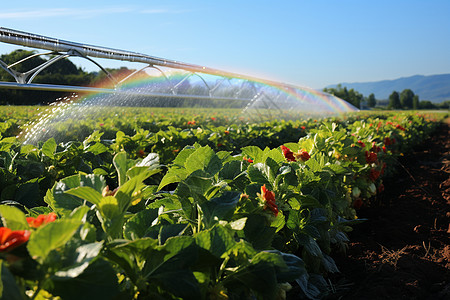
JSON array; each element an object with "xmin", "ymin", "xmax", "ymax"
[{"xmin": 0, "ymin": 26, "xmax": 359, "ymax": 113}]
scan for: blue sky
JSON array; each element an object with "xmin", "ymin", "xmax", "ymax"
[{"xmin": 1, "ymin": 0, "xmax": 449, "ymax": 89}]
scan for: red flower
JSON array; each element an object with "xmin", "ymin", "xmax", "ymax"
[
  {"xmin": 357, "ymin": 140, "xmax": 366, "ymax": 148},
  {"xmin": 280, "ymin": 145, "xmax": 296, "ymax": 162},
  {"xmin": 260, "ymin": 184, "xmax": 278, "ymax": 216},
  {"xmin": 243, "ymin": 156, "xmax": 253, "ymax": 163},
  {"xmin": 396, "ymin": 124, "xmax": 406, "ymax": 131},
  {"xmin": 0, "ymin": 227, "xmax": 30, "ymax": 252},
  {"xmin": 211, "ymin": 117, "xmax": 216, "ymax": 121},
  {"xmin": 294, "ymin": 149, "xmax": 311, "ymax": 162},
  {"xmin": 224, "ymin": 130, "xmax": 230, "ymax": 135},
  {"xmin": 369, "ymin": 168, "xmax": 380, "ymax": 181},
  {"xmin": 26, "ymin": 212, "xmax": 58, "ymax": 228},
  {"xmin": 365, "ymin": 151, "xmax": 377, "ymax": 164},
  {"xmin": 187, "ymin": 120, "xmax": 196, "ymax": 125},
  {"xmin": 301, "ymin": 126, "xmax": 306, "ymax": 130}
]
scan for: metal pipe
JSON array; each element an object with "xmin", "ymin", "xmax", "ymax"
[{"xmin": 0, "ymin": 27, "xmax": 359, "ymax": 111}]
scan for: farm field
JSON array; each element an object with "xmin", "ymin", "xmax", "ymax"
[
  {"xmin": 330, "ymin": 119, "xmax": 450, "ymax": 299},
  {"xmin": 0, "ymin": 105, "xmax": 448, "ymax": 299}
]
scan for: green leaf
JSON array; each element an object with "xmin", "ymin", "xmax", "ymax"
[
  {"xmin": 219, "ymin": 160, "xmax": 243, "ymax": 180},
  {"xmin": 224, "ymin": 254, "xmax": 278, "ymax": 300},
  {"xmin": 244, "ymin": 214, "xmax": 276, "ymax": 250},
  {"xmin": 15, "ymin": 180, "xmax": 41, "ymax": 208},
  {"xmin": 49, "ymin": 258, "xmax": 119, "ymax": 300},
  {"xmin": 113, "ymin": 152, "xmax": 127, "ymax": 187},
  {"xmin": 136, "ymin": 153, "xmax": 159, "ymax": 169},
  {"xmin": 241, "ymin": 146, "xmax": 263, "ymax": 163},
  {"xmin": 227, "ymin": 218, "xmax": 246, "ymax": 231},
  {"xmin": 201, "ymin": 192, "xmax": 240, "ymax": 228},
  {"xmin": 0, "ymin": 205, "xmax": 28, "ymax": 230},
  {"xmin": 85, "ymin": 142, "xmax": 108, "ymax": 155},
  {"xmin": 266, "ymin": 250, "xmax": 307, "ymax": 283},
  {"xmin": 325, "ymin": 164, "xmax": 349, "ymax": 175},
  {"xmin": 115, "ymin": 172, "xmax": 149, "ymax": 213},
  {"xmin": 247, "ymin": 163, "xmax": 271, "ymax": 186},
  {"xmin": 69, "ymin": 206, "xmax": 90, "ymax": 222},
  {"xmin": 45, "ymin": 174, "xmax": 105, "ymax": 216},
  {"xmin": 27, "ymin": 219, "xmax": 82, "ymax": 260},
  {"xmin": 126, "ymin": 166, "xmax": 160, "ymax": 180},
  {"xmin": 195, "ymin": 225, "xmax": 236, "ymax": 258},
  {"xmin": 172, "ymin": 147, "xmax": 196, "ymax": 166},
  {"xmin": 123, "ymin": 208, "xmax": 159, "ymax": 240},
  {"xmin": 53, "ymin": 242, "xmax": 104, "ymax": 278},
  {"xmin": 64, "ymin": 186, "xmax": 103, "ymax": 206},
  {"xmin": 142, "ymin": 236, "xmax": 201, "ymax": 300},
  {"xmin": 98, "ymin": 196, "xmax": 120, "ymax": 220},
  {"xmin": 41, "ymin": 138, "xmax": 57, "ymax": 159},
  {"xmin": 264, "ymin": 148, "xmax": 285, "ymax": 164},
  {"xmin": 159, "ymin": 223, "xmax": 188, "ymax": 245},
  {"xmin": 184, "ymin": 146, "xmax": 222, "ymax": 176},
  {"xmin": 294, "ymin": 233, "xmax": 323, "ymax": 257},
  {"xmin": 105, "ymin": 238, "xmax": 158, "ymax": 283},
  {"xmin": 158, "ymin": 166, "xmax": 190, "ymax": 191},
  {"xmin": 0, "ymin": 260, "xmax": 24, "ymax": 300}
]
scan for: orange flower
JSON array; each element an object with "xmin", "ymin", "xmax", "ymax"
[
  {"xmin": 260, "ymin": 184, "xmax": 278, "ymax": 216},
  {"xmin": 26, "ymin": 212, "xmax": 57, "ymax": 228},
  {"xmin": 0, "ymin": 227, "xmax": 30, "ymax": 252},
  {"xmin": 280, "ymin": 145, "xmax": 296, "ymax": 162},
  {"xmin": 224, "ymin": 130, "xmax": 230, "ymax": 135}
]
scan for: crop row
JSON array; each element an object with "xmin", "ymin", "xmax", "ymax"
[{"xmin": 0, "ymin": 108, "xmax": 445, "ymax": 299}]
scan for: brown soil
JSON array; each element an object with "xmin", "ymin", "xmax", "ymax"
[{"xmin": 329, "ymin": 120, "xmax": 450, "ymax": 300}]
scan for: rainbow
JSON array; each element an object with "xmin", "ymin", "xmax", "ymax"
[{"xmin": 80, "ymin": 69, "xmax": 359, "ymax": 114}]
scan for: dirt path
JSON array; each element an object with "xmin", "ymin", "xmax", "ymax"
[{"xmin": 329, "ymin": 120, "xmax": 450, "ymax": 299}]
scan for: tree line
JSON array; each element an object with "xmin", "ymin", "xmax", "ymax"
[{"xmin": 323, "ymin": 84, "xmax": 449, "ymax": 110}]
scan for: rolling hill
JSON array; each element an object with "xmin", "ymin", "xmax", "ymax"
[{"xmin": 326, "ymin": 74, "xmax": 450, "ymax": 103}]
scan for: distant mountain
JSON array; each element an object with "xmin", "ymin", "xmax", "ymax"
[{"xmin": 326, "ymin": 74, "xmax": 450, "ymax": 103}]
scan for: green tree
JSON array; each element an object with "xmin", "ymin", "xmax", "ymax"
[
  {"xmin": 323, "ymin": 84, "xmax": 363, "ymax": 109},
  {"xmin": 367, "ymin": 93, "xmax": 376, "ymax": 108},
  {"xmin": 388, "ymin": 91, "xmax": 401, "ymax": 109},
  {"xmin": 419, "ymin": 100, "xmax": 436, "ymax": 109},
  {"xmin": 412, "ymin": 95, "xmax": 419, "ymax": 110},
  {"xmin": 400, "ymin": 89, "xmax": 415, "ymax": 109}
]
